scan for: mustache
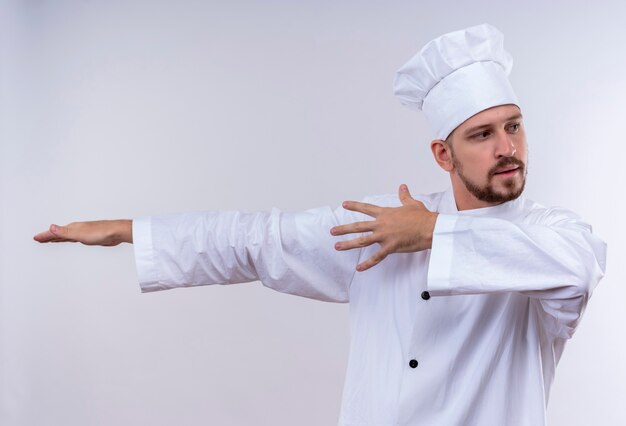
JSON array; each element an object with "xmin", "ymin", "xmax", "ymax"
[{"xmin": 489, "ymin": 157, "xmax": 525, "ymax": 176}]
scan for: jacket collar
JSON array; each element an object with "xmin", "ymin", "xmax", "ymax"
[{"xmin": 438, "ymin": 186, "xmax": 526, "ymax": 219}]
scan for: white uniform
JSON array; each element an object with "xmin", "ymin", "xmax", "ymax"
[{"xmin": 132, "ymin": 187, "xmax": 606, "ymax": 426}]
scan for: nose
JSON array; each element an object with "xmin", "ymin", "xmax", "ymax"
[{"xmin": 495, "ymin": 130, "xmax": 516, "ymax": 158}]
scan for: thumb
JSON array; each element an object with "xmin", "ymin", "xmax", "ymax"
[
  {"xmin": 398, "ymin": 184, "xmax": 419, "ymax": 206},
  {"xmin": 50, "ymin": 224, "xmax": 66, "ymax": 236}
]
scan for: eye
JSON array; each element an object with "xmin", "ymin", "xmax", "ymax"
[
  {"xmin": 507, "ymin": 123, "xmax": 521, "ymax": 133},
  {"xmin": 472, "ymin": 131, "xmax": 491, "ymax": 140}
]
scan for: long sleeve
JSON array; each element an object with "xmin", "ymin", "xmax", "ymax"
[
  {"xmin": 427, "ymin": 206, "xmax": 607, "ymax": 338},
  {"xmin": 132, "ymin": 205, "xmax": 364, "ymax": 303}
]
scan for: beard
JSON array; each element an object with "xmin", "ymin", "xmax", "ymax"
[{"xmin": 452, "ymin": 154, "xmax": 527, "ymax": 203}]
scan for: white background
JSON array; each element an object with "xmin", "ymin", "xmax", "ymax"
[{"xmin": 1, "ymin": 1, "xmax": 625, "ymax": 425}]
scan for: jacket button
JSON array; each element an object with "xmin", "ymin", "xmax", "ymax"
[
  {"xmin": 409, "ymin": 359, "xmax": 418, "ymax": 368},
  {"xmin": 421, "ymin": 291, "xmax": 431, "ymax": 300}
]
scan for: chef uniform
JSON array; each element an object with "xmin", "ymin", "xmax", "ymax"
[{"xmin": 132, "ymin": 24, "xmax": 607, "ymax": 426}]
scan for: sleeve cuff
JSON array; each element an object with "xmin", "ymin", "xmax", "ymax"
[
  {"xmin": 426, "ymin": 214, "xmax": 458, "ymax": 295},
  {"xmin": 132, "ymin": 216, "xmax": 162, "ymax": 293}
]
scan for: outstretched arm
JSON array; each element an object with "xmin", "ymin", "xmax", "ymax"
[
  {"xmin": 33, "ymin": 220, "xmax": 133, "ymax": 246},
  {"xmin": 33, "ymin": 207, "xmax": 364, "ymax": 302}
]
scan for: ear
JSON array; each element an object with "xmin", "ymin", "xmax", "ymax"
[{"xmin": 431, "ymin": 139, "xmax": 454, "ymax": 172}]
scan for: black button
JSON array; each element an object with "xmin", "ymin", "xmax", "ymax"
[
  {"xmin": 409, "ymin": 359, "xmax": 418, "ymax": 368},
  {"xmin": 421, "ymin": 291, "xmax": 431, "ymax": 300}
]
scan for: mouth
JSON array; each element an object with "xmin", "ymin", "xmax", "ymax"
[{"xmin": 493, "ymin": 166, "xmax": 520, "ymax": 177}]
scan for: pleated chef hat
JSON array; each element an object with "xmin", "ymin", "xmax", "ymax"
[{"xmin": 393, "ymin": 24, "xmax": 519, "ymax": 141}]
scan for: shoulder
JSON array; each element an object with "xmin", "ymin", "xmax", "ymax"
[
  {"xmin": 361, "ymin": 191, "xmax": 444, "ymax": 210},
  {"xmin": 521, "ymin": 198, "xmax": 592, "ymax": 232}
]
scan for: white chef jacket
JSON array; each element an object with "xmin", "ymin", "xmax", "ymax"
[{"xmin": 132, "ymin": 187, "xmax": 606, "ymax": 426}]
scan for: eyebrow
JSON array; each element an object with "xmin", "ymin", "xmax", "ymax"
[{"xmin": 463, "ymin": 113, "xmax": 524, "ymax": 137}]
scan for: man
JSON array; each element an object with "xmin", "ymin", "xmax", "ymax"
[{"xmin": 34, "ymin": 24, "xmax": 606, "ymax": 425}]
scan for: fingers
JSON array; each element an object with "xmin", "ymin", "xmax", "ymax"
[
  {"xmin": 33, "ymin": 230, "xmax": 53, "ymax": 242},
  {"xmin": 33, "ymin": 224, "xmax": 75, "ymax": 243},
  {"xmin": 33, "ymin": 226, "xmax": 61, "ymax": 243},
  {"xmin": 341, "ymin": 201, "xmax": 382, "ymax": 218},
  {"xmin": 334, "ymin": 233, "xmax": 377, "ymax": 251},
  {"xmin": 334, "ymin": 235, "xmax": 391, "ymax": 271},
  {"xmin": 356, "ymin": 249, "xmax": 389, "ymax": 272},
  {"xmin": 46, "ymin": 238, "xmax": 77, "ymax": 243},
  {"xmin": 330, "ymin": 220, "xmax": 376, "ymax": 236}
]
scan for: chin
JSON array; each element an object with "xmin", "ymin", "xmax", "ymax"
[
  {"xmin": 491, "ymin": 181, "xmax": 525, "ymax": 202},
  {"xmin": 471, "ymin": 178, "xmax": 526, "ymax": 203}
]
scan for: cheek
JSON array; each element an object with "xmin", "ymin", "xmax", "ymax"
[
  {"xmin": 456, "ymin": 153, "xmax": 492, "ymax": 179},
  {"xmin": 463, "ymin": 149, "xmax": 492, "ymax": 171}
]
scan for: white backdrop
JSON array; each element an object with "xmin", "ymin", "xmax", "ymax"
[{"xmin": 1, "ymin": 1, "xmax": 625, "ymax": 425}]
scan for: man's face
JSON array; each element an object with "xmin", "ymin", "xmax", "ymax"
[{"xmin": 446, "ymin": 104, "xmax": 528, "ymax": 205}]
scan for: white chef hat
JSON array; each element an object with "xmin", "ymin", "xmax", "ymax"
[{"xmin": 393, "ymin": 23, "xmax": 519, "ymax": 140}]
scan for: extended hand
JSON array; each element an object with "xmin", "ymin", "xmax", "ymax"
[
  {"xmin": 33, "ymin": 220, "xmax": 133, "ymax": 246},
  {"xmin": 330, "ymin": 184, "xmax": 438, "ymax": 272}
]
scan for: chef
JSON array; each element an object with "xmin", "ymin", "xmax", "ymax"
[{"xmin": 34, "ymin": 24, "xmax": 607, "ymax": 426}]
